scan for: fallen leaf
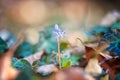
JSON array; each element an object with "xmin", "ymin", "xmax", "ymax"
[
  {"xmin": 24, "ymin": 50, "xmax": 44, "ymax": 65},
  {"xmin": 85, "ymin": 58, "xmax": 102, "ymax": 76},
  {"xmin": 85, "ymin": 46, "xmax": 97, "ymax": 61},
  {"xmin": 98, "ymin": 54, "xmax": 120, "ymax": 80}
]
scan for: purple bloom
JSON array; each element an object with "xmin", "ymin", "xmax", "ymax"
[{"xmin": 54, "ymin": 24, "xmax": 65, "ymax": 38}]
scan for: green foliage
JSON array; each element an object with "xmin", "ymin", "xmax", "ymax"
[
  {"xmin": 0, "ymin": 37, "xmax": 8, "ymax": 53},
  {"xmin": 111, "ymin": 20, "xmax": 120, "ymax": 29},
  {"xmin": 37, "ymin": 27, "xmax": 57, "ymax": 54},
  {"xmin": 12, "ymin": 57, "xmax": 32, "ymax": 71},
  {"xmin": 61, "ymin": 54, "xmax": 81, "ymax": 70},
  {"xmin": 38, "ymin": 40, "xmax": 58, "ymax": 55},
  {"xmin": 32, "ymin": 56, "xmax": 47, "ymax": 67},
  {"xmin": 91, "ymin": 26, "xmax": 108, "ymax": 35},
  {"xmin": 60, "ymin": 41, "xmax": 68, "ymax": 51},
  {"xmin": 37, "ymin": 26, "xmax": 68, "ymax": 55},
  {"xmin": 33, "ymin": 53, "xmax": 58, "ymax": 67},
  {"xmin": 15, "ymin": 71, "xmax": 40, "ymax": 80},
  {"xmin": 32, "ymin": 53, "xmax": 58, "ymax": 76},
  {"xmin": 103, "ymin": 20, "xmax": 120, "ymax": 56},
  {"xmin": 46, "ymin": 54, "xmax": 57, "ymax": 64},
  {"xmin": 33, "ymin": 53, "xmax": 80, "ymax": 70},
  {"xmin": 15, "ymin": 41, "xmax": 36, "ymax": 58},
  {"xmin": 61, "ymin": 57, "xmax": 71, "ymax": 70},
  {"xmin": 70, "ymin": 55, "xmax": 81, "ymax": 65}
]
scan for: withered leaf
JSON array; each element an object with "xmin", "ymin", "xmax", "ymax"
[
  {"xmin": 98, "ymin": 54, "xmax": 120, "ymax": 80},
  {"xmin": 85, "ymin": 46, "xmax": 97, "ymax": 61},
  {"xmin": 84, "ymin": 41, "xmax": 118, "ymax": 79},
  {"xmin": 85, "ymin": 41, "xmax": 108, "ymax": 61}
]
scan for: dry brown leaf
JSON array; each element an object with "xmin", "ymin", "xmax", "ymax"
[
  {"xmin": 85, "ymin": 46, "xmax": 97, "ymax": 61},
  {"xmin": 84, "ymin": 41, "xmax": 111, "ymax": 77},
  {"xmin": 85, "ymin": 41, "xmax": 119, "ymax": 80},
  {"xmin": 98, "ymin": 54, "xmax": 120, "ymax": 80},
  {"xmin": 85, "ymin": 42, "xmax": 109, "ymax": 61}
]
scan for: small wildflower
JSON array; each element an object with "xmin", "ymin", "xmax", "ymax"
[
  {"xmin": 54, "ymin": 24, "xmax": 65, "ymax": 70},
  {"xmin": 54, "ymin": 24, "xmax": 65, "ymax": 38}
]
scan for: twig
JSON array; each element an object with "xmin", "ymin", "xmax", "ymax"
[{"xmin": 76, "ymin": 38, "xmax": 85, "ymax": 46}]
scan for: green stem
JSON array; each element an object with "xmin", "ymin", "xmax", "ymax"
[{"xmin": 57, "ymin": 38, "xmax": 61, "ymax": 70}]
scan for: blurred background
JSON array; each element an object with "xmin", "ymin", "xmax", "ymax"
[
  {"xmin": 1, "ymin": 0, "xmax": 120, "ymax": 80},
  {"xmin": 0, "ymin": 0, "xmax": 120, "ymax": 45},
  {"xmin": 0, "ymin": 0, "xmax": 120, "ymax": 32}
]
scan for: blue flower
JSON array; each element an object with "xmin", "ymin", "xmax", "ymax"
[{"xmin": 54, "ymin": 24, "xmax": 65, "ymax": 38}]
